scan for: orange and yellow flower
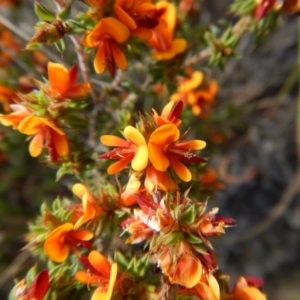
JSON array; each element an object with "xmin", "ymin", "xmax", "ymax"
[
  {"xmin": 170, "ymin": 71, "xmax": 218, "ymax": 117},
  {"xmin": 233, "ymin": 276, "xmax": 267, "ymax": 300},
  {"xmin": 43, "ymin": 62, "xmax": 90, "ymax": 100},
  {"xmin": 100, "ymin": 125, "xmax": 148, "ymax": 174},
  {"xmin": 18, "ymin": 115, "xmax": 69, "ymax": 162},
  {"xmin": 44, "ymin": 223, "xmax": 93, "ymax": 263},
  {"xmin": 148, "ymin": 1, "xmax": 187, "ymax": 60},
  {"xmin": 72, "ymin": 183, "xmax": 104, "ymax": 229},
  {"xmin": 82, "ymin": 17, "xmax": 130, "ymax": 76},
  {"xmin": 76, "ymin": 250, "xmax": 118, "ymax": 300},
  {"xmin": 148, "ymin": 123, "xmax": 206, "ymax": 181}
]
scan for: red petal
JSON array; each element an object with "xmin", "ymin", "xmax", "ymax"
[{"xmin": 28, "ymin": 269, "xmax": 50, "ymax": 300}]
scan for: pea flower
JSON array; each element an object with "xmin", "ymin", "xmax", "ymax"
[
  {"xmin": 18, "ymin": 115, "xmax": 69, "ymax": 162},
  {"xmin": 43, "ymin": 62, "xmax": 91, "ymax": 100},
  {"xmin": 170, "ymin": 71, "xmax": 218, "ymax": 116},
  {"xmin": 44, "ymin": 223, "xmax": 93, "ymax": 262},
  {"xmin": 100, "ymin": 125, "xmax": 148, "ymax": 174},
  {"xmin": 148, "ymin": 1, "xmax": 187, "ymax": 60},
  {"xmin": 76, "ymin": 250, "xmax": 118, "ymax": 300},
  {"xmin": 148, "ymin": 123, "xmax": 206, "ymax": 181},
  {"xmin": 82, "ymin": 17, "xmax": 130, "ymax": 76},
  {"xmin": 233, "ymin": 276, "xmax": 267, "ymax": 300},
  {"xmin": 72, "ymin": 183, "xmax": 104, "ymax": 229},
  {"xmin": 12, "ymin": 269, "xmax": 50, "ymax": 300}
]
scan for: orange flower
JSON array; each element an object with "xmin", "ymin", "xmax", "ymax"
[
  {"xmin": 44, "ymin": 223, "xmax": 93, "ymax": 263},
  {"xmin": 0, "ymin": 85, "xmax": 18, "ymax": 113},
  {"xmin": 148, "ymin": 1, "xmax": 187, "ymax": 60},
  {"xmin": 18, "ymin": 115, "xmax": 69, "ymax": 162},
  {"xmin": 76, "ymin": 250, "xmax": 118, "ymax": 300},
  {"xmin": 155, "ymin": 243, "xmax": 203, "ymax": 288},
  {"xmin": 170, "ymin": 71, "xmax": 218, "ymax": 117},
  {"xmin": 72, "ymin": 183, "xmax": 103, "ymax": 229},
  {"xmin": 148, "ymin": 123, "xmax": 206, "ymax": 181},
  {"xmin": 100, "ymin": 125, "xmax": 148, "ymax": 174},
  {"xmin": 194, "ymin": 270, "xmax": 220, "ymax": 300},
  {"xmin": 44, "ymin": 62, "xmax": 90, "ymax": 100},
  {"xmin": 233, "ymin": 276, "xmax": 267, "ymax": 300},
  {"xmin": 82, "ymin": 17, "xmax": 130, "ymax": 76},
  {"xmin": 114, "ymin": 0, "xmax": 159, "ymax": 40},
  {"xmin": 13, "ymin": 269, "xmax": 50, "ymax": 300}
]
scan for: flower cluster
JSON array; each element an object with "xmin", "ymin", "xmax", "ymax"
[
  {"xmin": 100, "ymin": 100, "xmax": 206, "ymax": 205},
  {"xmin": 82, "ymin": 0, "xmax": 187, "ymax": 76},
  {"xmin": 0, "ymin": 62, "xmax": 90, "ymax": 161},
  {"xmin": 1, "ymin": 0, "xmax": 277, "ymax": 299},
  {"xmin": 170, "ymin": 70, "xmax": 218, "ymax": 117}
]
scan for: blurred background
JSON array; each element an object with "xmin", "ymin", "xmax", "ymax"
[{"xmin": 1, "ymin": 0, "xmax": 300, "ymax": 299}]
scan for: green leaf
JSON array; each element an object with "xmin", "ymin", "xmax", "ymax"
[{"xmin": 34, "ymin": 1, "xmax": 55, "ymax": 22}]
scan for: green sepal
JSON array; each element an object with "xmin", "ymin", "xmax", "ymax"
[
  {"xmin": 34, "ymin": 1, "xmax": 55, "ymax": 22},
  {"xmin": 185, "ymin": 232, "xmax": 204, "ymax": 244},
  {"xmin": 115, "ymin": 251, "xmax": 129, "ymax": 271},
  {"xmin": 65, "ymin": 20, "xmax": 86, "ymax": 33},
  {"xmin": 26, "ymin": 265, "xmax": 39, "ymax": 286},
  {"xmin": 25, "ymin": 42, "xmax": 43, "ymax": 51},
  {"xmin": 164, "ymin": 232, "xmax": 184, "ymax": 246},
  {"xmin": 54, "ymin": 39, "xmax": 65, "ymax": 53},
  {"xmin": 179, "ymin": 205, "xmax": 196, "ymax": 226},
  {"xmin": 58, "ymin": 5, "xmax": 72, "ymax": 21}
]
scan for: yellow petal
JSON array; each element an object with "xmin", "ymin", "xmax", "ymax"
[
  {"xmin": 29, "ymin": 131, "xmax": 44, "ymax": 157},
  {"xmin": 178, "ymin": 71, "xmax": 204, "ymax": 93},
  {"xmin": 74, "ymin": 193, "xmax": 96, "ymax": 229},
  {"xmin": 72, "ymin": 183, "xmax": 88, "ymax": 199},
  {"xmin": 131, "ymin": 144, "xmax": 148, "ymax": 171},
  {"xmin": 106, "ymin": 263, "xmax": 118, "ymax": 300},
  {"xmin": 123, "ymin": 126, "xmax": 146, "ymax": 145}
]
